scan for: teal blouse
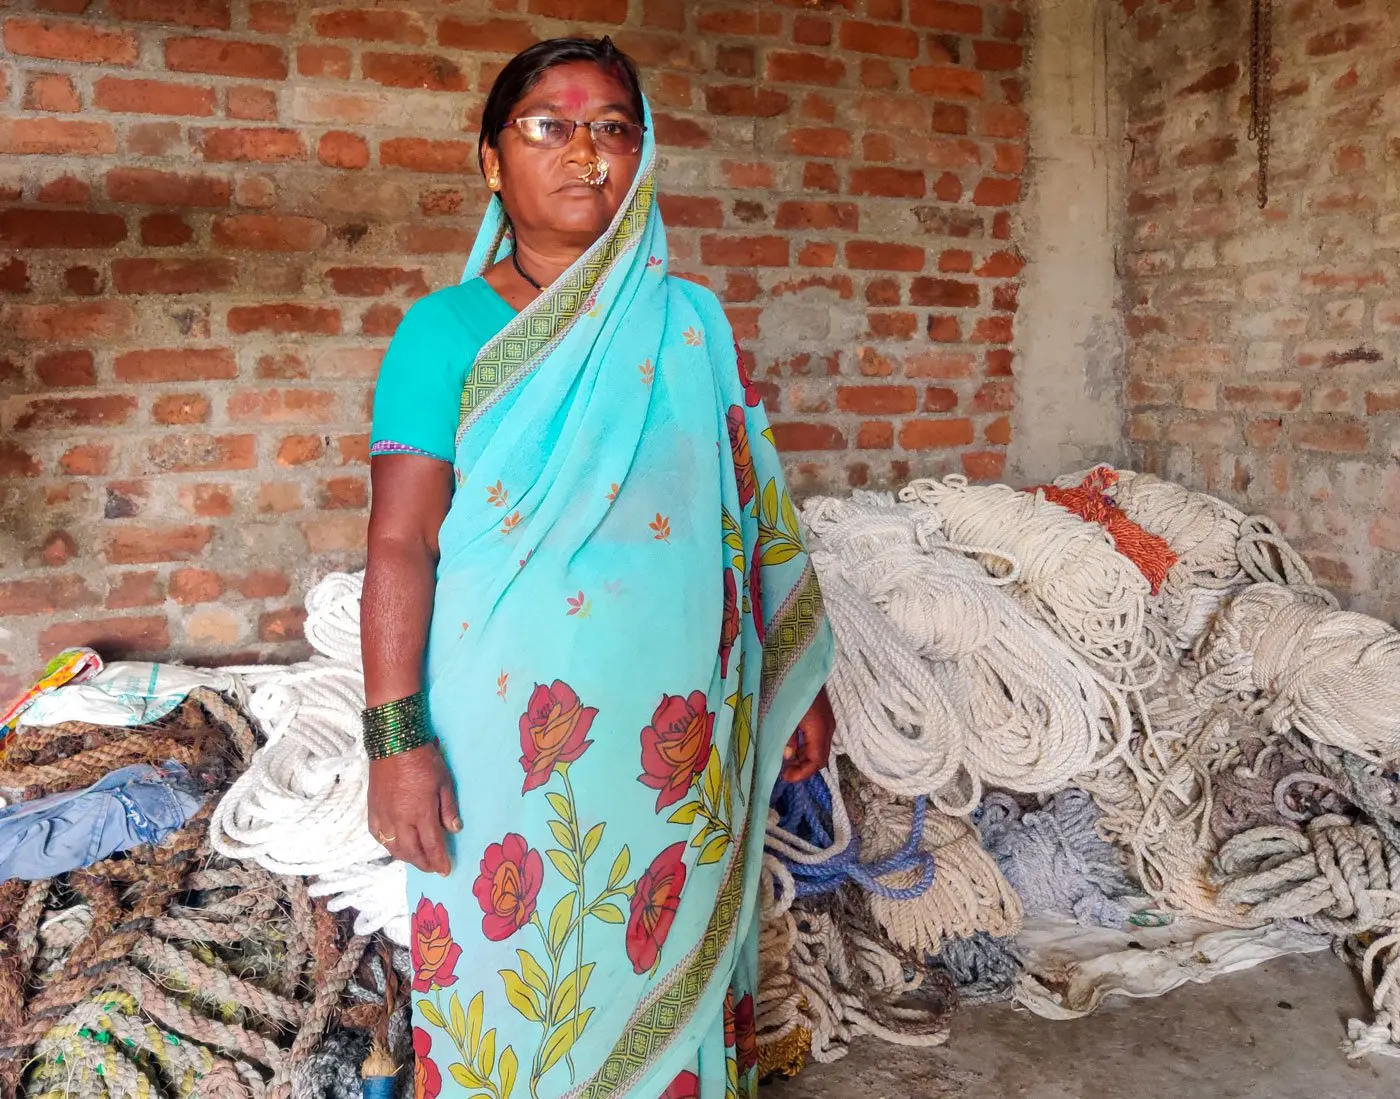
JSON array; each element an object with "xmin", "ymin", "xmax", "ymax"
[{"xmin": 369, "ymin": 278, "xmax": 517, "ymax": 462}]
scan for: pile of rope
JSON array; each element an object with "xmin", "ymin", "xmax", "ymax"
[
  {"xmin": 753, "ymin": 466, "xmax": 1400, "ymax": 1074},
  {"xmin": 0, "ymin": 689, "xmax": 407, "ymax": 1099},
  {"xmin": 210, "ymin": 573, "xmax": 408, "ymax": 945}
]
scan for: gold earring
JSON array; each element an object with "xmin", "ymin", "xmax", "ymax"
[{"xmin": 487, "ymin": 168, "xmax": 501, "ymax": 191}]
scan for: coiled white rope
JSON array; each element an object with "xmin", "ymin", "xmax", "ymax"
[
  {"xmin": 209, "ymin": 572, "xmax": 409, "ymax": 944},
  {"xmin": 805, "ymin": 494, "xmax": 1114, "ymax": 812}
]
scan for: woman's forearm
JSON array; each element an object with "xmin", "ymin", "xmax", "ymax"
[{"xmin": 361, "ymin": 537, "xmax": 438, "ymax": 707}]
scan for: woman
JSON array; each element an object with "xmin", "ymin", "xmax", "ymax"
[{"xmin": 363, "ymin": 37, "xmax": 835, "ymax": 1099}]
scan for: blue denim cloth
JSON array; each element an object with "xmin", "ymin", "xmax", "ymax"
[{"xmin": 0, "ymin": 761, "xmax": 202, "ymax": 881}]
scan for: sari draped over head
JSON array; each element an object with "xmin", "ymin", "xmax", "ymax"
[{"xmin": 407, "ymin": 100, "xmax": 833, "ymax": 1099}]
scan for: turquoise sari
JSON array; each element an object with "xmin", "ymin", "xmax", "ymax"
[{"xmin": 404, "ymin": 102, "xmax": 833, "ymax": 1099}]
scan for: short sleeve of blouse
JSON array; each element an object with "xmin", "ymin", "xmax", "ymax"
[{"xmin": 370, "ymin": 280, "xmax": 515, "ymax": 462}]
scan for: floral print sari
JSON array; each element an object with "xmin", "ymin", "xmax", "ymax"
[{"xmin": 407, "ymin": 101, "xmax": 833, "ymax": 1099}]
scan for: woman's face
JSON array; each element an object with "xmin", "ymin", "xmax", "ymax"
[{"xmin": 483, "ymin": 61, "xmax": 643, "ymax": 250}]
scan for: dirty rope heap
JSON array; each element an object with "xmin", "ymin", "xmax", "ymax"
[
  {"xmin": 0, "ymin": 689, "xmax": 407, "ymax": 1099},
  {"xmin": 753, "ymin": 467, "xmax": 1400, "ymax": 1072}
]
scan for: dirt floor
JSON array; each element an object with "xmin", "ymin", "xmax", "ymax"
[{"xmin": 766, "ymin": 952, "xmax": 1400, "ymax": 1098}]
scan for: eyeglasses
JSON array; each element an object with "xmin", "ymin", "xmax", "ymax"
[{"xmin": 504, "ymin": 117, "xmax": 646, "ymax": 156}]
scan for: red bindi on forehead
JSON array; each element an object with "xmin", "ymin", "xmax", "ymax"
[{"xmin": 556, "ymin": 84, "xmax": 588, "ymax": 114}]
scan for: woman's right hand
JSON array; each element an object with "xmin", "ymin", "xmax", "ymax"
[{"xmin": 367, "ymin": 744, "xmax": 461, "ymax": 875}]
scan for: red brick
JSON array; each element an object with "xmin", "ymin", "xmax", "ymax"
[
  {"xmin": 837, "ymin": 385, "xmax": 917, "ymax": 414},
  {"xmin": 116, "ymin": 348, "xmax": 235, "ymax": 382},
  {"xmin": 56, "ymin": 443, "xmax": 108, "ymax": 475},
  {"xmin": 153, "ymin": 392, "xmax": 211, "ymax": 425},
  {"xmin": 301, "ymin": 515, "xmax": 367, "ymax": 552},
  {"xmin": 36, "ymin": 175, "xmax": 90, "ymax": 204},
  {"xmin": 298, "ymin": 44, "xmax": 351, "ymax": 78},
  {"xmin": 438, "ymin": 17, "xmax": 536, "ymax": 52},
  {"xmin": 227, "ymin": 388, "xmax": 336, "ymax": 423},
  {"xmin": 940, "ymin": 249, "xmax": 974, "ymax": 273},
  {"xmin": 775, "ymin": 200, "xmax": 859, "ymax": 231},
  {"xmin": 972, "ymin": 315, "xmax": 1013, "ymax": 343},
  {"xmin": 146, "ymin": 434, "xmax": 255, "ymax": 473},
  {"xmin": 798, "ymin": 242, "xmax": 839, "ymax": 267},
  {"xmin": 227, "ymin": 303, "xmax": 340, "ymax": 335},
  {"xmin": 6, "ymin": 300, "xmax": 134, "ymax": 341},
  {"xmin": 311, "ymin": 8, "xmax": 425, "ymax": 42},
  {"xmin": 34, "ymin": 349, "xmax": 94, "ymax": 388},
  {"xmin": 380, "ymin": 137, "xmax": 474, "ymax": 173},
  {"xmin": 362, "ymin": 51, "xmax": 468, "ymax": 92},
  {"xmin": 93, "ymin": 76, "xmax": 215, "ymax": 117},
  {"xmin": 106, "ymin": 570, "xmax": 164, "ymax": 609},
  {"xmin": 105, "ymin": 524, "xmax": 212, "ymax": 565},
  {"xmin": 125, "ymin": 122, "xmax": 184, "ymax": 157},
  {"xmin": 1178, "ymin": 136, "xmax": 1237, "ymax": 168},
  {"xmin": 258, "ymin": 607, "xmax": 308, "ymax": 641},
  {"xmin": 318, "ymin": 476, "xmax": 368, "ymax": 510},
  {"xmin": 978, "ymin": 105, "xmax": 1028, "ymax": 139},
  {"xmin": 656, "ymin": 195, "xmax": 723, "ymax": 229},
  {"xmin": 0, "ymin": 441, "xmax": 43, "ymax": 478},
  {"xmin": 249, "ymin": 0, "xmax": 292, "ymax": 32},
  {"xmin": 106, "ymin": 167, "xmax": 229, "ymax": 208},
  {"xmin": 975, "ymin": 41, "xmax": 1024, "ymax": 71},
  {"xmin": 784, "ymin": 128, "xmax": 852, "ymax": 158},
  {"xmin": 696, "ymin": 8, "xmax": 781, "ymax": 35},
  {"xmin": 318, "ymin": 131, "xmax": 369, "ymax": 170},
  {"xmin": 927, "ymin": 315, "xmax": 963, "ymax": 342},
  {"xmin": 803, "ymin": 163, "xmax": 841, "ymax": 192},
  {"xmin": 108, "ymin": 0, "xmax": 229, "ymax": 27},
  {"xmin": 767, "ymin": 51, "xmax": 846, "ymax": 86},
  {"xmin": 1221, "ymin": 384, "xmax": 1303, "ymax": 412},
  {"xmin": 0, "ymin": 117, "xmax": 116, "ymax": 156},
  {"xmin": 701, "ymin": 235, "xmax": 789, "ymax": 267},
  {"xmin": 961, "ymin": 450, "xmax": 1005, "ymax": 480},
  {"xmin": 705, "ymin": 85, "xmax": 790, "ymax": 117},
  {"xmin": 401, "ymin": 225, "xmax": 474, "ymax": 254},
  {"xmin": 112, "ymin": 257, "xmax": 234, "ymax": 294},
  {"xmin": 847, "ymin": 242, "xmax": 925, "ymax": 271},
  {"xmin": 993, "ymin": 143, "xmax": 1026, "ymax": 174},
  {"xmin": 1291, "ymin": 418, "xmax": 1368, "ymax": 453},
  {"xmin": 856, "ymin": 421, "xmax": 894, "ymax": 448},
  {"xmin": 227, "ymin": 86, "xmax": 278, "ymax": 121},
  {"xmin": 64, "ymin": 265, "xmax": 101, "ymax": 296},
  {"xmin": 861, "ymin": 58, "xmax": 898, "ymax": 88},
  {"xmin": 39, "ymin": 616, "xmax": 170, "ymax": 660},
  {"xmin": 0, "ymin": 258, "xmax": 28, "ymax": 293},
  {"xmin": 212, "ymin": 213, "xmax": 327, "ymax": 251},
  {"xmin": 1306, "ymin": 22, "xmax": 1375, "ymax": 55},
  {"xmin": 910, "ymin": 277, "xmax": 979, "ymax": 306},
  {"xmin": 170, "ymin": 567, "xmax": 223, "ymax": 604},
  {"xmin": 0, "ymin": 574, "xmax": 95, "ymax": 616},
  {"xmin": 771, "ymin": 422, "xmax": 847, "ymax": 451},
  {"xmin": 850, "ymin": 167, "xmax": 925, "ymax": 198},
  {"xmin": 527, "ymin": 0, "xmax": 629, "ymax": 20},
  {"xmin": 13, "ymin": 394, "xmax": 136, "ymax": 432},
  {"xmin": 910, "ymin": 0, "xmax": 981, "ymax": 31},
  {"xmin": 0, "ymin": 209, "xmax": 126, "ymax": 249},
  {"xmin": 925, "ymin": 386, "xmax": 959, "ymax": 411},
  {"xmin": 4, "ymin": 17, "xmax": 138, "ymax": 64},
  {"xmin": 325, "ymin": 266, "xmax": 429, "ymax": 298},
  {"xmin": 24, "ymin": 73, "xmax": 80, "ymax": 112},
  {"xmin": 910, "ymin": 66, "xmax": 984, "ymax": 98},
  {"xmin": 651, "ymin": 113, "xmax": 710, "ymax": 148},
  {"xmin": 898, "ymin": 418, "xmax": 974, "ymax": 449},
  {"xmin": 983, "ymin": 415, "xmax": 1012, "ymax": 445},
  {"xmin": 972, "ymin": 380, "xmax": 1013, "ymax": 412},
  {"xmin": 1179, "ymin": 61, "xmax": 1240, "ymax": 96},
  {"xmin": 868, "ymin": 312, "xmax": 919, "ymax": 339},
  {"xmin": 715, "ymin": 45, "xmax": 754, "ymax": 77},
  {"xmin": 839, "ymin": 20, "xmax": 918, "ymax": 57},
  {"xmin": 973, "ymin": 177, "xmax": 1022, "ymax": 206},
  {"xmin": 277, "ymin": 435, "xmax": 325, "ymax": 466},
  {"xmin": 199, "ymin": 127, "xmax": 305, "ymax": 164},
  {"xmin": 166, "ymin": 36, "xmax": 287, "ymax": 78}
]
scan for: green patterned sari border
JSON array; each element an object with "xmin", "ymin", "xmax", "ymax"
[
  {"xmin": 566, "ymin": 816, "xmax": 750, "ymax": 1098},
  {"xmin": 759, "ymin": 563, "xmax": 824, "ymax": 724},
  {"xmin": 455, "ymin": 178, "xmax": 657, "ymax": 445}
]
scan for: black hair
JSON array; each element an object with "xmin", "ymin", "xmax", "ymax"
[{"xmin": 477, "ymin": 36, "xmax": 644, "ymax": 172}]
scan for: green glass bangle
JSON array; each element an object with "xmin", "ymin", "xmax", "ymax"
[{"xmin": 362, "ymin": 691, "xmax": 433, "ymax": 760}]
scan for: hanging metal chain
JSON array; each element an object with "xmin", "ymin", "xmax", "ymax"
[{"xmin": 1248, "ymin": 0, "xmax": 1273, "ymax": 208}]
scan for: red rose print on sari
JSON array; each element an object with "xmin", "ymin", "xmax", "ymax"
[
  {"xmin": 472, "ymin": 833, "xmax": 544, "ymax": 942},
  {"xmin": 410, "ymin": 898, "xmax": 462, "ymax": 992},
  {"xmin": 627, "ymin": 841, "xmax": 688, "ymax": 974},
  {"xmin": 720, "ymin": 567, "xmax": 740, "ymax": 678},
  {"xmin": 519, "ymin": 679, "xmax": 596, "ymax": 792},
  {"xmin": 639, "ymin": 691, "xmax": 715, "ymax": 810},
  {"xmin": 726, "ymin": 405, "xmax": 756, "ymax": 508},
  {"xmin": 660, "ymin": 1069, "xmax": 700, "ymax": 1099},
  {"xmin": 735, "ymin": 341, "xmax": 761, "ymax": 408},
  {"xmin": 749, "ymin": 545, "xmax": 765, "ymax": 645},
  {"xmin": 413, "ymin": 1027, "xmax": 441, "ymax": 1099},
  {"xmin": 734, "ymin": 992, "xmax": 759, "ymax": 1074}
]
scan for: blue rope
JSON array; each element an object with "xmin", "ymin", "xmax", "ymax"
[{"xmin": 771, "ymin": 774, "xmax": 935, "ymax": 900}]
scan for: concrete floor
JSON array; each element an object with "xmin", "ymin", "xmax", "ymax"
[{"xmin": 767, "ymin": 953, "xmax": 1400, "ymax": 1098}]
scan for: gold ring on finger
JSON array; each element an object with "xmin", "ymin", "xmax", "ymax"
[{"xmin": 376, "ymin": 829, "xmax": 397, "ymax": 845}]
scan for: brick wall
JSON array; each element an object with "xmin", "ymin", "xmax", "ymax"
[
  {"xmin": 0, "ymin": 0, "xmax": 1028, "ymax": 687},
  {"xmin": 1117, "ymin": 0, "xmax": 1400, "ymax": 619}
]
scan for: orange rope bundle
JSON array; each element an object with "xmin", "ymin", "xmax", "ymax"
[{"xmin": 1030, "ymin": 469, "xmax": 1179, "ymax": 594}]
